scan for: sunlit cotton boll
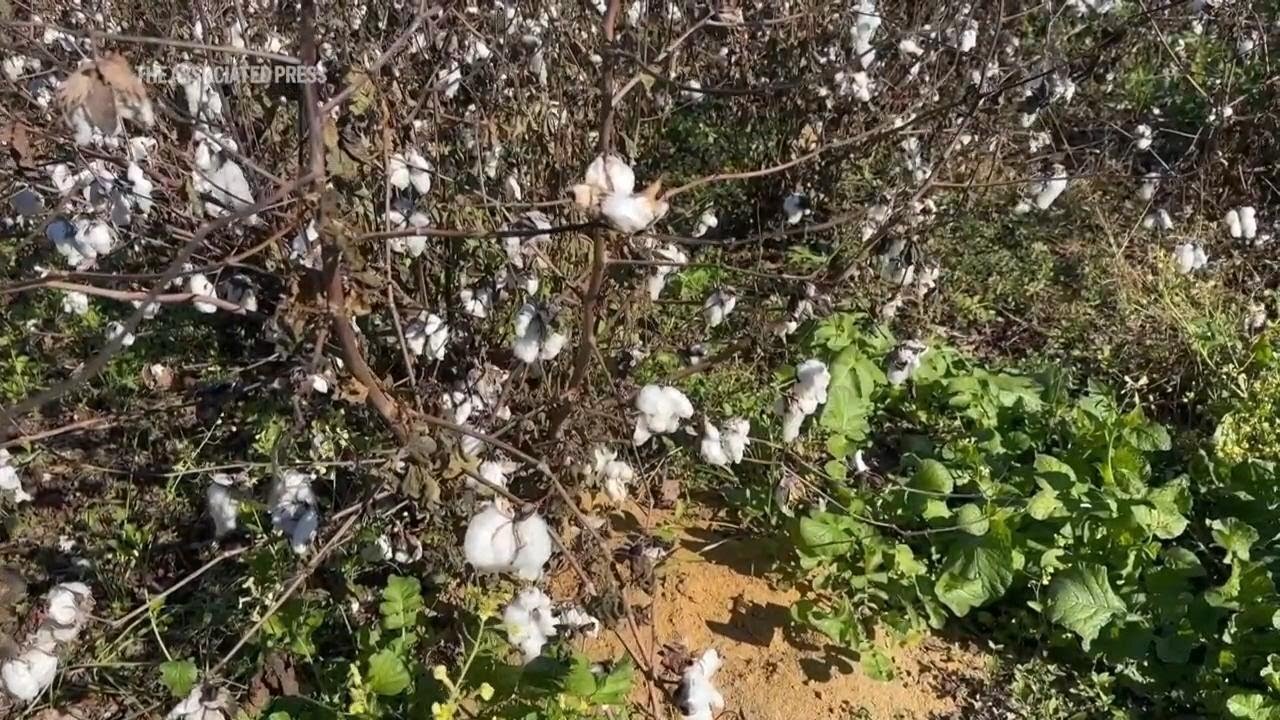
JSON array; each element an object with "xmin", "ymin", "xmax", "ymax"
[
  {"xmin": 647, "ymin": 244, "xmax": 688, "ymax": 300},
  {"xmin": 388, "ymin": 149, "xmax": 433, "ymax": 194},
  {"xmin": 691, "ymin": 209, "xmax": 718, "ymax": 238},
  {"xmin": 459, "ymin": 286, "xmax": 493, "ymax": 318},
  {"xmin": 513, "ymin": 303, "xmax": 567, "ymax": 364},
  {"xmin": 62, "ymin": 290, "xmax": 89, "ymax": 316},
  {"xmin": 472, "ymin": 456, "xmax": 518, "ymax": 495},
  {"xmin": 166, "ymin": 685, "xmax": 235, "ymax": 720},
  {"xmin": 463, "ymin": 501, "xmax": 553, "ymax": 580},
  {"xmin": 44, "ymin": 582, "xmax": 93, "ymax": 642},
  {"xmin": 1173, "ymin": 242, "xmax": 1208, "ymax": 274},
  {"xmin": 702, "ymin": 288, "xmax": 736, "ymax": 327},
  {"xmin": 187, "ymin": 273, "xmax": 219, "ymax": 313},
  {"xmin": 783, "ymin": 193, "xmax": 811, "ymax": 224},
  {"xmin": 676, "ymin": 649, "xmax": 725, "ymax": 720},
  {"xmin": 503, "ymin": 587, "xmax": 559, "ymax": 663},
  {"xmin": 776, "ymin": 360, "xmax": 830, "ymax": 443},
  {"xmin": 269, "ymin": 470, "xmax": 320, "ymax": 556},
  {"xmin": 887, "ymin": 340, "xmax": 928, "ymax": 386},
  {"xmin": 633, "ymin": 385, "xmax": 695, "ymax": 445},
  {"xmin": 1033, "ymin": 164, "xmax": 1069, "ymax": 210},
  {"xmin": 1225, "ymin": 206, "xmax": 1257, "ymax": 240},
  {"xmin": 591, "ymin": 447, "xmax": 635, "ymax": 503},
  {"xmin": 1137, "ymin": 172, "xmax": 1160, "ymax": 202},
  {"xmin": 1133, "ymin": 124, "xmax": 1153, "ymax": 150},
  {"xmin": 106, "ymin": 321, "xmax": 135, "ymax": 348},
  {"xmin": 1142, "ymin": 209, "xmax": 1174, "ymax": 231},
  {"xmin": 0, "ymin": 449, "xmax": 31, "ymax": 503},
  {"xmin": 1, "ymin": 642, "xmax": 58, "ymax": 701},
  {"xmin": 405, "ymin": 313, "xmax": 449, "ymax": 360},
  {"xmin": 207, "ymin": 474, "xmax": 239, "ymax": 538}
]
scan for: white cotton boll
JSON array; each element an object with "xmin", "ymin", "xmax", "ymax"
[
  {"xmin": 48, "ymin": 219, "xmax": 85, "ymax": 265},
  {"xmin": 700, "ymin": 421, "xmax": 730, "ymax": 467},
  {"xmin": 600, "ymin": 457, "xmax": 633, "ymax": 503},
  {"xmin": 1142, "ymin": 209, "xmax": 1174, "ymax": 231},
  {"xmin": 77, "ymin": 221, "xmax": 116, "ymax": 259},
  {"xmin": 166, "ymin": 685, "xmax": 234, "ymax": 720},
  {"xmin": 634, "ymin": 385, "xmax": 695, "ymax": 445},
  {"xmin": 851, "ymin": 0, "xmax": 880, "ymax": 67},
  {"xmin": 1033, "ymin": 165, "xmax": 1068, "ymax": 210},
  {"xmin": 203, "ymin": 159, "xmax": 253, "ymax": 217},
  {"xmin": 460, "ymin": 430, "xmax": 485, "ymax": 459},
  {"xmin": 106, "ymin": 321, "xmax": 135, "ymax": 348},
  {"xmin": 459, "ymin": 286, "xmax": 492, "ymax": 318},
  {"xmin": 853, "ymin": 450, "xmax": 870, "ymax": 474},
  {"xmin": 45, "ymin": 582, "xmax": 92, "ymax": 636},
  {"xmin": 503, "ymin": 588, "xmax": 559, "ymax": 663},
  {"xmin": 887, "ymin": 341, "xmax": 928, "ymax": 386},
  {"xmin": 127, "ymin": 163, "xmax": 153, "ymax": 217},
  {"xmin": 783, "ymin": 193, "xmax": 810, "ymax": 224},
  {"xmin": 1238, "ymin": 206, "xmax": 1258, "ymax": 240},
  {"xmin": 583, "ymin": 154, "xmax": 636, "ymax": 198},
  {"xmin": 1134, "ymin": 124, "xmax": 1153, "ymax": 150},
  {"xmin": 721, "ymin": 418, "xmax": 750, "ymax": 464},
  {"xmin": 691, "ymin": 210, "xmax": 718, "ymax": 238},
  {"xmin": 601, "ymin": 190, "xmax": 669, "ymax": 234},
  {"xmin": 560, "ymin": 606, "xmax": 601, "ymax": 637},
  {"xmin": 308, "ymin": 374, "xmax": 330, "ymax": 394},
  {"xmin": 187, "ymin": 273, "xmax": 218, "ymax": 313},
  {"xmin": 1137, "ymin": 172, "xmax": 1160, "ymax": 202},
  {"xmin": 62, "ymin": 291, "xmax": 89, "ymax": 316},
  {"xmin": 512, "ymin": 303, "xmax": 564, "ymax": 363},
  {"xmin": 958, "ymin": 19, "xmax": 979, "ymax": 53},
  {"xmin": 405, "ymin": 313, "xmax": 449, "ymax": 360},
  {"xmin": 899, "ymin": 37, "xmax": 925, "ymax": 57},
  {"xmin": 647, "ymin": 244, "xmax": 688, "ymax": 300},
  {"xmin": 442, "ymin": 390, "xmax": 475, "ymax": 425},
  {"xmin": 1, "ymin": 645, "xmax": 58, "ymax": 701},
  {"xmin": 848, "ymin": 71, "xmax": 874, "ymax": 102},
  {"xmin": 1173, "ymin": 242, "xmax": 1208, "ymax": 274},
  {"xmin": 269, "ymin": 471, "xmax": 320, "ymax": 556},
  {"xmin": 703, "ymin": 288, "xmax": 737, "ymax": 328},
  {"xmin": 677, "ymin": 649, "xmax": 725, "ymax": 720},
  {"xmin": 794, "ymin": 360, "xmax": 831, "ymax": 412},
  {"xmin": 473, "ymin": 457, "xmax": 518, "ymax": 495},
  {"xmin": 207, "ymin": 475, "xmax": 238, "ymax": 538},
  {"xmin": 0, "ymin": 450, "xmax": 31, "ymax": 504},
  {"xmin": 463, "ymin": 503, "xmax": 552, "ymax": 580}
]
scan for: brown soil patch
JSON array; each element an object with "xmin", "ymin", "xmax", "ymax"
[{"xmin": 566, "ymin": 502, "xmax": 989, "ymax": 720}]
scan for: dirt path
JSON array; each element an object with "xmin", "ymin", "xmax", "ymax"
[{"xmin": 564, "ymin": 502, "xmax": 989, "ymax": 719}]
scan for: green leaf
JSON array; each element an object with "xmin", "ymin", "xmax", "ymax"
[
  {"xmin": 594, "ymin": 657, "xmax": 634, "ymax": 705},
  {"xmin": 380, "ymin": 575, "xmax": 424, "ymax": 630},
  {"xmin": 1125, "ymin": 418, "xmax": 1171, "ymax": 452},
  {"xmin": 934, "ymin": 525, "xmax": 1015, "ymax": 616},
  {"xmin": 367, "ymin": 650, "xmax": 412, "ymax": 696},
  {"xmin": 1033, "ymin": 454, "xmax": 1077, "ymax": 485},
  {"xmin": 912, "ymin": 460, "xmax": 954, "ymax": 495},
  {"xmin": 1046, "ymin": 564, "xmax": 1127, "ymax": 647},
  {"xmin": 859, "ymin": 647, "xmax": 896, "ymax": 681},
  {"xmin": 158, "ymin": 658, "xmax": 199, "ymax": 699},
  {"xmin": 1212, "ymin": 518, "xmax": 1260, "ymax": 562},
  {"xmin": 563, "ymin": 655, "xmax": 598, "ymax": 698},
  {"xmin": 793, "ymin": 512, "xmax": 862, "ymax": 557},
  {"xmin": 820, "ymin": 384, "xmax": 872, "ymax": 442},
  {"xmin": 1027, "ymin": 485, "xmax": 1063, "ymax": 520},
  {"xmin": 1227, "ymin": 693, "xmax": 1280, "ymax": 719},
  {"xmin": 954, "ymin": 504, "xmax": 989, "ymax": 536}
]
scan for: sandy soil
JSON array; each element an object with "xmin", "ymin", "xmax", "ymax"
[{"xmin": 562, "ymin": 501, "xmax": 989, "ymax": 720}]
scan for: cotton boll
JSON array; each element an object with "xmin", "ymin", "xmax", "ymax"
[
  {"xmin": 703, "ymin": 288, "xmax": 737, "ymax": 328},
  {"xmin": 44, "ymin": 582, "xmax": 93, "ymax": 641},
  {"xmin": 1136, "ymin": 172, "xmax": 1160, "ymax": 202},
  {"xmin": 473, "ymin": 457, "xmax": 518, "ymax": 495},
  {"xmin": 106, "ymin": 321, "xmax": 135, "ymax": 348},
  {"xmin": 463, "ymin": 502, "xmax": 552, "ymax": 580},
  {"xmin": 853, "ymin": 450, "xmax": 871, "ymax": 474},
  {"xmin": 634, "ymin": 385, "xmax": 695, "ymax": 445},
  {"xmin": 887, "ymin": 340, "xmax": 928, "ymax": 386},
  {"xmin": 126, "ymin": 163, "xmax": 153, "ymax": 216},
  {"xmin": 793, "ymin": 360, "xmax": 831, "ymax": 414},
  {"xmin": 62, "ymin": 290, "xmax": 89, "ymax": 316},
  {"xmin": 77, "ymin": 221, "xmax": 116, "ymax": 259},
  {"xmin": 700, "ymin": 420, "xmax": 730, "ymax": 466},
  {"xmin": 1033, "ymin": 165, "xmax": 1068, "ymax": 210},
  {"xmin": 269, "ymin": 470, "xmax": 320, "ymax": 556},
  {"xmin": 899, "ymin": 37, "xmax": 925, "ymax": 57},
  {"xmin": 1143, "ymin": 209, "xmax": 1174, "ymax": 231},
  {"xmin": 459, "ymin": 286, "xmax": 492, "ymax": 318},
  {"xmin": 1, "ymin": 644, "xmax": 58, "ymax": 701},
  {"xmin": 721, "ymin": 418, "xmax": 750, "ymax": 464},
  {"xmin": 512, "ymin": 303, "xmax": 565, "ymax": 363},
  {"xmin": 207, "ymin": 475, "xmax": 238, "ymax": 538},
  {"xmin": 0, "ymin": 450, "xmax": 31, "ymax": 503},
  {"xmin": 691, "ymin": 210, "xmax": 718, "ymax": 238},
  {"xmin": 600, "ymin": 183, "xmax": 669, "ymax": 233},
  {"xmin": 388, "ymin": 150, "xmax": 433, "ymax": 194},
  {"xmin": 676, "ymin": 649, "xmax": 725, "ymax": 720},
  {"xmin": 202, "ymin": 159, "xmax": 254, "ymax": 218},
  {"xmin": 405, "ymin": 313, "xmax": 449, "ymax": 360},
  {"xmin": 851, "ymin": 0, "xmax": 880, "ymax": 67},
  {"xmin": 1173, "ymin": 242, "xmax": 1208, "ymax": 274},
  {"xmin": 783, "ymin": 193, "xmax": 811, "ymax": 224},
  {"xmin": 1238, "ymin": 206, "xmax": 1258, "ymax": 240},
  {"xmin": 574, "ymin": 154, "xmax": 636, "ymax": 207},
  {"xmin": 1133, "ymin": 124, "xmax": 1153, "ymax": 150},
  {"xmin": 166, "ymin": 685, "xmax": 235, "ymax": 720},
  {"xmin": 503, "ymin": 588, "xmax": 559, "ymax": 663},
  {"xmin": 187, "ymin": 273, "xmax": 218, "ymax": 313},
  {"xmin": 442, "ymin": 390, "xmax": 475, "ymax": 425},
  {"xmin": 647, "ymin": 244, "xmax": 688, "ymax": 300},
  {"xmin": 559, "ymin": 606, "xmax": 601, "ymax": 637}
]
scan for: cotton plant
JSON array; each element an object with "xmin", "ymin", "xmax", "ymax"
[
  {"xmin": 388, "ymin": 149, "xmax": 433, "ymax": 194},
  {"xmin": 703, "ymin": 287, "xmax": 737, "ymax": 328},
  {"xmin": 776, "ymin": 359, "xmax": 830, "ymax": 442},
  {"xmin": 405, "ymin": 312, "xmax": 450, "ymax": 360},
  {"xmin": 700, "ymin": 418, "xmax": 751, "ymax": 467},
  {"xmin": 187, "ymin": 273, "xmax": 219, "ymax": 313},
  {"xmin": 463, "ymin": 499, "xmax": 553, "ymax": 580},
  {"xmin": 590, "ymin": 446, "xmax": 635, "ymax": 503},
  {"xmin": 572, "ymin": 154, "xmax": 669, "ymax": 233},
  {"xmin": 1173, "ymin": 242, "xmax": 1209, "ymax": 274},
  {"xmin": 887, "ymin": 340, "xmax": 928, "ymax": 385},
  {"xmin": 268, "ymin": 470, "xmax": 321, "ymax": 556},
  {"xmin": 207, "ymin": 474, "xmax": 239, "ymax": 538},
  {"xmin": 675, "ymin": 649, "xmax": 725, "ymax": 720},
  {"xmin": 512, "ymin": 302, "xmax": 567, "ymax": 364},
  {"xmin": 1, "ymin": 582, "xmax": 94, "ymax": 701},
  {"xmin": 0, "ymin": 449, "xmax": 32, "ymax": 504},
  {"xmin": 503, "ymin": 587, "xmax": 559, "ymax": 663},
  {"xmin": 1013, "ymin": 164, "xmax": 1069, "ymax": 214},
  {"xmin": 633, "ymin": 385, "xmax": 695, "ymax": 445}
]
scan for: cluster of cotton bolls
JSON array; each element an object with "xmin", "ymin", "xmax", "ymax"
[
  {"xmin": 513, "ymin": 302, "xmax": 568, "ymax": 366},
  {"xmin": 441, "ymin": 363, "xmax": 512, "ymax": 455},
  {"xmin": 384, "ymin": 147, "xmax": 435, "ymax": 257},
  {"xmin": 1225, "ymin": 206, "xmax": 1271, "ymax": 247},
  {"xmin": 572, "ymin": 154, "xmax": 669, "ymax": 234},
  {"xmin": 634, "ymin": 385, "xmax": 695, "ymax": 446},
  {"xmin": 776, "ymin": 360, "xmax": 831, "ymax": 442},
  {"xmin": 41, "ymin": 138, "xmax": 156, "ymax": 268},
  {"xmin": 267, "ymin": 470, "xmax": 322, "ymax": 555},
  {"xmin": 463, "ymin": 499, "xmax": 552, "ymax": 581},
  {"xmin": 1013, "ymin": 164, "xmax": 1069, "ymax": 214},
  {"xmin": 1173, "ymin": 242, "xmax": 1209, "ymax": 275},
  {"xmin": 700, "ymin": 418, "xmax": 751, "ymax": 467},
  {"xmin": 1, "ymin": 582, "xmax": 94, "ymax": 701},
  {"xmin": 589, "ymin": 446, "xmax": 636, "ymax": 503},
  {"xmin": 175, "ymin": 63, "xmax": 256, "ymax": 221},
  {"xmin": 499, "ymin": 586, "xmax": 601, "ymax": 664}
]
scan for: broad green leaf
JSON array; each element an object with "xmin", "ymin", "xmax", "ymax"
[
  {"xmin": 366, "ymin": 650, "xmax": 412, "ymax": 696},
  {"xmin": 1212, "ymin": 518, "xmax": 1260, "ymax": 562},
  {"xmin": 820, "ymin": 384, "xmax": 871, "ymax": 441},
  {"xmin": 1027, "ymin": 485, "xmax": 1063, "ymax": 520},
  {"xmin": 594, "ymin": 657, "xmax": 634, "ymax": 705},
  {"xmin": 563, "ymin": 654, "xmax": 598, "ymax": 698},
  {"xmin": 1227, "ymin": 693, "xmax": 1280, "ymax": 719},
  {"xmin": 954, "ymin": 503, "xmax": 989, "ymax": 536},
  {"xmin": 380, "ymin": 575, "xmax": 424, "ymax": 630},
  {"xmin": 1125, "ymin": 418, "xmax": 1171, "ymax": 452},
  {"xmin": 912, "ymin": 460, "xmax": 954, "ymax": 495},
  {"xmin": 934, "ymin": 525, "xmax": 1015, "ymax": 616},
  {"xmin": 159, "ymin": 658, "xmax": 199, "ymax": 699},
  {"xmin": 1046, "ymin": 564, "xmax": 1127, "ymax": 646},
  {"xmin": 859, "ymin": 647, "xmax": 896, "ymax": 681},
  {"xmin": 1034, "ymin": 454, "xmax": 1076, "ymax": 485},
  {"xmin": 793, "ymin": 512, "xmax": 861, "ymax": 557}
]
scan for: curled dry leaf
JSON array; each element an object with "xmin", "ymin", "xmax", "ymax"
[{"xmin": 58, "ymin": 53, "xmax": 150, "ymax": 134}]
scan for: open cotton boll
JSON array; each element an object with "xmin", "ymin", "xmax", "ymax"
[
  {"xmin": 1133, "ymin": 124, "xmax": 1153, "ymax": 150},
  {"xmin": 573, "ymin": 154, "xmax": 635, "ymax": 208},
  {"xmin": 459, "ymin": 285, "xmax": 493, "ymax": 318},
  {"xmin": 126, "ymin": 162, "xmax": 154, "ymax": 217},
  {"xmin": 388, "ymin": 208, "xmax": 430, "ymax": 257},
  {"xmin": 187, "ymin": 273, "xmax": 219, "ymax": 313},
  {"xmin": 887, "ymin": 341, "xmax": 928, "ymax": 386},
  {"xmin": 700, "ymin": 420, "xmax": 730, "ymax": 466},
  {"xmin": 512, "ymin": 303, "xmax": 567, "ymax": 363},
  {"xmin": 0, "ymin": 450, "xmax": 32, "ymax": 504},
  {"xmin": 702, "ymin": 288, "xmax": 737, "ymax": 328},
  {"xmin": 1033, "ymin": 164, "xmax": 1069, "ymax": 210},
  {"xmin": 647, "ymin": 244, "xmax": 688, "ymax": 300},
  {"xmin": 691, "ymin": 209, "xmax": 718, "ymax": 238},
  {"xmin": 504, "ymin": 588, "xmax": 559, "ymax": 663},
  {"xmin": 269, "ymin": 471, "xmax": 320, "ymax": 556},
  {"xmin": 463, "ymin": 501, "xmax": 552, "ymax": 580},
  {"xmin": 559, "ymin": 606, "xmax": 601, "ymax": 637},
  {"xmin": 1225, "ymin": 206, "xmax": 1258, "ymax": 240},
  {"xmin": 851, "ymin": 0, "xmax": 880, "ymax": 67},
  {"xmin": 405, "ymin": 313, "xmax": 449, "ymax": 360},
  {"xmin": 783, "ymin": 193, "xmax": 811, "ymax": 225},
  {"xmin": 76, "ymin": 220, "xmax": 116, "ymax": 260},
  {"xmin": 106, "ymin": 321, "xmax": 135, "ymax": 348},
  {"xmin": 1, "ymin": 643, "xmax": 58, "ymax": 701},
  {"xmin": 472, "ymin": 457, "xmax": 518, "ymax": 495},
  {"xmin": 776, "ymin": 360, "xmax": 831, "ymax": 443},
  {"xmin": 633, "ymin": 385, "xmax": 695, "ymax": 445},
  {"xmin": 721, "ymin": 418, "xmax": 750, "ymax": 464},
  {"xmin": 591, "ymin": 446, "xmax": 634, "ymax": 503},
  {"xmin": 600, "ymin": 181, "xmax": 669, "ymax": 234},
  {"xmin": 199, "ymin": 157, "xmax": 254, "ymax": 219},
  {"xmin": 442, "ymin": 390, "xmax": 475, "ymax": 425},
  {"xmin": 62, "ymin": 290, "xmax": 89, "ymax": 316},
  {"xmin": 388, "ymin": 150, "xmax": 433, "ymax": 194},
  {"xmin": 1142, "ymin": 209, "xmax": 1174, "ymax": 231},
  {"xmin": 207, "ymin": 475, "xmax": 239, "ymax": 538},
  {"xmin": 44, "ymin": 582, "xmax": 93, "ymax": 642},
  {"xmin": 1137, "ymin": 172, "xmax": 1160, "ymax": 202},
  {"xmin": 676, "ymin": 649, "xmax": 725, "ymax": 720},
  {"xmin": 166, "ymin": 685, "xmax": 235, "ymax": 720},
  {"xmin": 1173, "ymin": 242, "xmax": 1208, "ymax": 274}
]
